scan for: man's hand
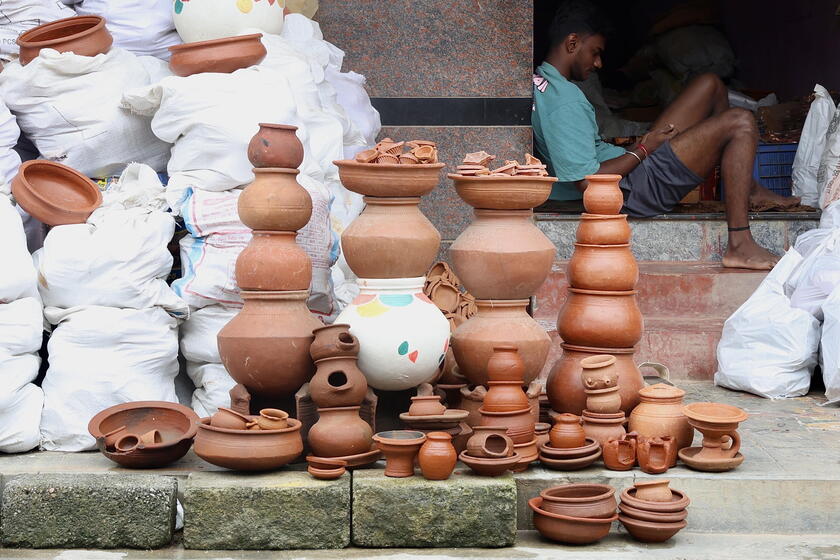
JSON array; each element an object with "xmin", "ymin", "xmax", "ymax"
[{"xmin": 640, "ymin": 123, "xmax": 678, "ymax": 153}]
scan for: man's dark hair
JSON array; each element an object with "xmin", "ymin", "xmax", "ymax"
[{"xmin": 549, "ymin": 1, "xmax": 612, "ymax": 48}]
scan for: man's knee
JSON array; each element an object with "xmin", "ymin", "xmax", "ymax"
[
  {"xmin": 690, "ymin": 72, "xmax": 724, "ymax": 97},
  {"xmin": 722, "ymin": 108, "xmax": 757, "ymax": 135}
]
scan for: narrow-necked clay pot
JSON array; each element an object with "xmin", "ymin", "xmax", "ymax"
[
  {"xmin": 568, "ymin": 243, "xmax": 639, "ymax": 291},
  {"xmin": 580, "ymin": 354, "xmax": 619, "ymax": 390},
  {"xmin": 408, "ymin": 395, "xmax": 447, "ymax": 416},
  {"xmin": 238, "ymin": 168, "xmax": 312, "ymax": 231},
  {"xmin": 308, "ymin": 406, "xmax": 373, "ymax": 458},
  {"xmin": 528, "ymin": 497, "xmax": 617, "ymax": 545},
  {"xmin": 17, "ymin": 16, "xmax": 113, "ymax": 65},
  {"xmin": 247, "ymin": 124, "xmax": 304, "ymax": 169},
  {"xmin": 168, "ymin": 33, "xmax": 266, "ymax": 76},
  {"xmin": 418, "ymin": 432, "xmax": 457, "ymax": 480},
  {"xmin": 308, "ymin": 356, "xmax": 368, "ymax": 408},
  {"xmin": 549, "ymin": 413, "xmax": 586, "ymax": 449},
  {"xmin": 210, "ymin": 407, "xmax": 250, "ymax": 430},
  {"xmin": 581, "ymin": 410, "xmax": 626, "ymax": 450},
  {"xmin": 310, "ymin": 324, "xmax": 359, "ymax": 361},
  {"xmin": 194, "ymin": 417, "xmax": 303, "ymax": 471},
  {"xmin": 619, "ymin": 515, "xmax": 687, "ymax": 543},
  {"xmin": 629, "ymin": 383, "xmax": 693, "ymax": 450},
  {"xmin": 556, "ymin": 288, "xmax": 643, "ymax": 348},
  {"xmin": 576, "ymin": 213, "xmax": 631, "ymax": 245},
  {"xmin": 483, "ymin": 381, "xmax": 530, "ymax": 412},
  {"xmin": 634, "ymin": 479, "xmax": 673, "ymax": 502},
  {"xmin": 486, "ymin": 345, "xmax": 526, "ymax": 382},
  {"xmin": 585, "ymin": 386, "xmax": 622, "ymax": 414},
  {"xmin": 603, "ymin": 436, "xmax": 636, "ymax": 471},
  {"xmin": 235, "ymin": 231, "xmax": 312, "ymax": 291},
  {"xmin": 459, "ymin": 450, "xmax": 520, "ymax": 476},
  {"xmin": 449, "ymin": 173, "xmax": 556, "ymax": 210},
  {"xmin": 539, "ymin": 483, "xmax": 617, "ymax": 519},
  {"xmin": 479, "ymin": 407, "xmax": 534, "ymax": 444},
  {"xmin": 466, "ymin": 426, "xmax": 513, "ymax": 458},
  {"xmin": 583, "ymin": 174, "xmax": 623, "ymax": 214},
  {"xmin": 11, "ymin": 160, "xmax": 103, "ymax": 226},
  {"xmin": 256, "ymin": 408, "xmax": 289, "ymax": 430},
  {"xmin": 333, "ymin": 160, "xmax": 446, "ymax": 197},
  {"xmin": 372, "ymin": 430, "xmax": 427, "ymax": 477}
]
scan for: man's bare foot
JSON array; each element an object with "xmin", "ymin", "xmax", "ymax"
[
  {"xmin": 750, "ymin": 187, "xmax": 800, "ymax": 209},
  {"xmin": 722, "ymin": 238, "xmax": 780, "ymax": 270}
]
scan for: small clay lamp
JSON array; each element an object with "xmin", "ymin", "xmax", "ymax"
[
  {"xmin": 372, "ymin": 430, "xmax": 427, "ymax": 477},
  {"xmin": 678, "ymin": 402, "xmax": 748, "ymax": 472}
]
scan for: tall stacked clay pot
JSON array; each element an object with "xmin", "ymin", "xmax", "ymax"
[
  {"xmin": 547, "ymin": 175, "xmax": 645, "ymax": 415},
  {"xmin": 218, "ymin": 124, "xmax": 322, "ymax": 403}
]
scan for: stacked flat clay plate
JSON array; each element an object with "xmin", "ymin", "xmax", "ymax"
[
  {"xmin": 11, "ymin": 160, "xmax": 102, "ymax": 225},
  {"xmin": 169, "ymin": 33, "xmax": 266, "ymax": 77},
  {"xmin": 448, "ymin": 174, "xmax": 557, "ymax": 210}
]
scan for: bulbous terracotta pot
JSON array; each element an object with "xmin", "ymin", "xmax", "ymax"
[
  {"xmin": 547, "ymin": 344, "xmax": 643, "ymax": 415},
  {"xmin": 567, "ymin": 243, "xmax": 639, "ymax": 291},
  {"xmin": 235, "ymin": 231, "xmax": 312, "ymax": 291},
  {"xmin": 247, "ymin": 124, "xmax": 304, "ymax": 169},
  {"xmin": 466, "ymin": 426, "xmax": 513, "ymax": 458},
  {"xmin": 342, "ymin": 197, "xmax": 440, "ymax": 278},
  {"xmin": 448, "ymin": 209, "xmax": 555, "ymax": 299},
  {"xmin": 583, "ymin": 174, "xmax": 623, "ymax": 215},
  {"xmin": 556, "ymin": 289, "xmax": 643, "ymax": 348},
  {"xmin": 479, "ymin": 407, "xmax": 534, "ymax": 444},
  {"xmin": 310, "ymin": 324, "xmax": 359, "ymax": 362},
  {"xmin": 17, "ymin": 16, "xmax": 113, "ymax": 66},
  {"xmin": 581, "ymin": 411, "xmax": 626, "ymax": 449},
  {"xmin": 483, "ymin": 381, "xmax": 530, "ymax": 412},
  {"xmin": 418, "ymin": 431, "xmax": 458, "ymax": 480},
  {"xmin": 585, "ymin": 386, "xmax": 622, "ymax": 414},
  {"xmin": 486, "ymin": 345, "xmax": 526, "ymax": 382},
  {"xmin": 372, "ymin": 430, "xmax": 427, "ymax": 477},
  {"xmin": 218, "ymin": 290, "xmax": 322, "ymax": 399},
  {"xmin": 549, "ymin": 413, "xmax": 586, "ymax": 449},
  {"xmin": 308, "ymin": 356, "xmax": 368, "ymax": 408},
  {"xmin": 408, "ymin": 395, "xmax": 447, "ymax": 416},
  {"xmin": 628, "ymin": 383, "xmax": 693, "ymax": 450},
  {"xmin": 452, "ymin": 299, "xmax": 550, "ymax": 386},
  {"xmin": 308, "ymin": 406, "xmax": 374, "ymax": 458},
  {"xmin": 634, "ymin": 479, "xmax": 673, "ymax": 502},
  {"xmin": 576, "ymin": 213, "xmax": 631, "ymax": 245},
  {"xmin": 238, "ymin": 168, "xmax": 312, "ymax": 232}
]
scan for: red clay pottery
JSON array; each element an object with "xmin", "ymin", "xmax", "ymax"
[
  {"xmin": 580, "ymin": 354, "xmax": 619, "ymax": 390},
  {"xmin": 449, "ymin": 209, "xmax": 555, "ymax": 300},
  {"xmin": 459, "ymin": 450, "xmax": 520, "ymax": 476},
  {"xmin": 637, "ymin": 437, "xmax": 671, "ymax": 474},
  {"xmin": 583, "ymin": 174, "xmax": 623, "ymax": 214},
  {"xmin": 486, "ymin": 345, "xmax": 526, "ymax": 382},
  {"xmin": 567, "ymin": 243, "xmax": 639, "ymax": 291},
  {"xmin": 17, "ymin": 15, "xmax": 112, "ymax": 65},
  {"xmin": 678, "ymin": 402, "xmax": 748, "ymax": 472},
  {"xmin": 466, "ymin": 426, "xmax": 513, "ymax": 458},
  {"xmin": 539, "ymin": 437, "xmax": 600, "ymax": 460},
  {"xmin": 139, "ymin": 430, "xmax": 163, "ymax": 445},
  {"xmin": 114, "ymin": 434, "xmax": 140, "ymax": 452},
  {"xmin": 549, "ymin": 413, "xmax": 586, "ymax": 449},
  {"xmin": 11, "ymin": 160, "xmax": 102, "ymax": 226},
  {"xmin": 307, "ymin": 448, "xmax": 382, "ymax": 470},
  {"xmin": 459, "ymin": 385, "xmax": 486, "ymax": 426},
  {"xmin": 629, "ymin": 383, "xmax": 693, "ymax": 450},
  {"xmin": 528, "ymin": 497, "xmax": 617, "ymax": 545},
  {"xmin": 556, "ymin": 288, "xmax": 644, "ymax": 348},
  {"xmin": 247, "ymin": 124, "xmax": 304, "ymax": 169},
  {"xmin": 511, "ymin": 438, "xmax": 539, "ymax": 472},
  {"xmin": 333, "ymin": 160, "xmax": 445, "ymax": 197},
  {"xmin": 256, "ymin": 408, "xmax": 289, "ymax": 430},
  {"xmin": 576, "ymin": 213, "xmax": 631, "ymax": 245},
  {"xmin": 235, "ymin": 231, "xmax": 312, "ymax": 291},
  {"xmin": 449, "ymin": 173, "xmax": 556, "ymax": 210},
  {"xmin": 102, "ymin": 425, "xmax": 128, "ymax": 450},
  {"xmin": 238, "ymin": 168, "xmax": 312, "ymax": 232},
  {"xmin": 538, "ymin": 447, "xmax": 602, "ymax": 471},
  {"xmin": 634, "ymin": 479, "xmax": 673, "ymax": 502},
  {"xmin": 194, "ymin": 417, "xmax": 303, "ymax": 471},
  {"xmin": 618, "ymin": 515, "xmax": 687, "ymax": 543},
  {"xmin": 483, "ymin": 382, "xmax": 530, "ymax": 412},
  {"xmin": 547, "ymin": 344, "xmax": 643, "ymax": 415},
  {"xmin": 218, "ymin": 290, "xmax": 321, "ymax": 399},
  {"xmin": 581, "ymin": 410, "xmax": 626, "ymax": 450},
  {"xmin": 418, "ymin": 431, "xmax": 457, "ymax": 480},
  {"xmin": 310, "ymin": 324, "xmax": 360, "ymax": 361},
  {"xmin": 603, "ymin": 436, "xmax": 636, "ymax": 471},
  {"xmin": 308, "ymin": 406, "xmax": 373, "ymax": 458},
  {"xmin": 452, "ymin": 299, "xmax": 550, "ymax": 386},
  {"xmin": 372, "ymin": 430, "xmax": 427, "ymax": 477},
  {"xmin": 534, "ymin": 422, "xmax": 550, "ymax": 450},
  {"xmin": 168, "ymin": 33, "xmax": 266, "ymax": 76},
  {"xmin": 620, "ymin": 487, "xmax": 690, "ymax": 513},
  {"xmin": 210, "ymin": 407, "xmax": 250, "ymax": 430},
  {"xmin": 308, "ymin": 357, "xmax": 368, "ymax": 408},
  {"xmin": 585, "ymin": 386, "xmax": 622, "ymax": 414},
  {"xmin": 540, "ymin": 484, "xmax": 617, "ymax": 519},
  {"xmin": 408, "ymin": 395, "xmax": 447, "ymax": 416},
  {"xmin": 618, "ymin": 502, "xmax": 688, "ymax": 523},
  {"xmin": 307, "ymin": 458, "xmax": 347, "ymax": 480},
  {"xmin": 479, "ymin": 407, "xmax": 534, "ymax": 444}
]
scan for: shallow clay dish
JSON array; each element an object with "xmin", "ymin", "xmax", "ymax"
[
  {"xmin": 169, "ymin": 33, "xmax": 266, "ymax": 77},
  {"xmin": 539, "ymin": 448, "xmax": 602, "ymax": 471},
  {"xmin": 12, "ymin": 160, "xmax": 102, "ymax": 226},
  {"xmin": 459, "ymin": 451, "xmax": 520, "ymax": 476},
  {"xmin": 17, "ymin": 15, "xmax": 113, "ymax": 65},
  {"xmin": 529, "ymin": 497, "xmax": 617, "ymax": 545},
  {"xmin": 334, "ymin": 160, "xmax": 445, "ymax": 197},
  {"xmin": 306, "ymin": 457, "xmax": 347, "ymax": 480},
  {"xmin": 620, "ymin": 487, "xmax": 690, "ymax": 513},
  {"xmin": 449, "ymin": 174, "xmax": 557, "ymax": 210},
  {"xmin": 619, "ymin": 515, "xmax": 687, "ymax": 543},
  {"xmin": 538, "ymin": 438, "xmax": 600, "ymax": 459},
  {"xmin": 618, "ymin": 502, "xmax": 688, "ymax": 523},
  {"xmin": 88, "ymin": 401, "xmax": 199, "ymax": 468},
  {"xmin": 194, "ymin": 417, "xmax": 303, "ymax": 471},
  {"xmin": 678, "ymin": 447, "xmax": 745, "ymax": 472}
]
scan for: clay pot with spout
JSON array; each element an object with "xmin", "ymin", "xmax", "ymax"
[
  {"xmin": 238, "ymin": 168, "xmax": 312, "ymax": 232},
  {"xmin": 310, "ymin": 324, "xmax": 360, "ymax": 361},
  {"xmin": 583, "ymin": 174, "xmax": 623, "ymax": 214},
  {"xmin": 308, "ymin": 357, "xmax": 368, "ymax": 408},
  {"xmin": 247, "ymin": 124, "xmax": 304, "ymax": 169},
  {"xmin": 308, "ymin": 406, "xmax": 374, "ymax": 458},
  {"xmin": 567, "ymin": 243, "xmax": 639, "ymax": 291},
  {"xmin": 235, "ymin": 231, "xmax": 312, "ymax": 291},
  {"xmin": 637, "ymin": 437, "xmax": 672, "ymax": 474},
  {"xmin": 628, "ymin": 383, "xmax": 693, "ymax": 450},
  {"xmin": 603, "ymin": 436, "xmax": 636, "ymax": 470},
  {"xmin": 549, "ymin": 413, "xmax": 585, "ymax": 449},
  {"xmin": 557, "ymin": 288, "xmax": 643, "ymax": 348},
  {"xmin": 418, "ymin": 431, "xmax": 458, "ymax": 480},
  {"xmin": 576, "ymin": 213, "xmax": 631, "ymax": 245}
]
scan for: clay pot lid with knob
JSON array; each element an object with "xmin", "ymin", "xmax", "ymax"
[
  {"xmin": 12, "ymin": 160, "xmax": 102, "ymax": 226},
  {"xmin": 638, "ymin": 383, "xmax": 686, "ymax": 400},
  {"xmin": 168, "ymin": 33, "xmax": 266, "ymax": 77},
  {"xmin": 682, "ymin": 402, "xmax": 747, "ymax": 424},
  {"xmin": 17, "ymin": 15, "xmax": 113, "ymax": 65}
]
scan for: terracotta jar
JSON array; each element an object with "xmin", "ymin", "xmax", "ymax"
[
  {"xmin": 628, "ymin": 383, "xmax": 693, "ymax": 450},
  {"xmin": 418, "ymin": 432, "xmax": 457, "ymax": 480},
  {"xmin": 556, "ymin": 288, "xmax": 643, "ymax": 348},
  {"xmin": 466, "ymin": 426, "xmax": 514, "ymax": 458},
  {"xmin": 238, "ymin": 168, "xmax": 312, "ymax": 232},
  {"xmin": 308, "ymin": 406, "xmax": 374, "ymax": 458},
  {"xmin": 310, "ymin": 324, "xmax": 359, "ymax": 362},
  {"xmin": 247, "ymin": 124, "xmax": 304, "ymax": 169},
  {"xmin": 603, "ymin": 436, "xmax": 636, "ymax": 470},
  {"xmin": 479, "ymin": 407, "xmax": 534, "ymax": 444},
  {"xmin": 581, "ymin": 410, "xmax": 626, "ymax": 449},
  {"xmin": 341, "ymin": 197, "xmax": 441, "ymax": 278},
  {"xmin": 634, "ymin": 479, "xmax": 673, "ymax": 502},
  {"xmin": 372, "ymin": 430, "xmax": 427, "ymax": 477},
  {"xmin": 580, "ymin": 354, "xmax": 619, "ymax": 390},
  {"xmin": 539, "ymin": 484, "xmax": 617, "ymax": 519},
  {"xmin": 567, "ymin": 243, "xmax": 639, "ymax": 291},
  {"xmin": 486, "ymin": 345, "xmax": 526, "ymax": 382},
  {"xmin": 17, "ymin": 16, "xmax": 113, "ymax": 65},
  {"xmin": 483, "ymin": 381, "xmax": 530, "ymax": 412},
  {"xmin": 408, "ymin": 395, "xmax": 447, "ymax": 416},
  {"xmin": 256, "ymin": 408, "xmax": 289, "ymax": 430},
  {"xmin": 546, "ymin": 344, "xmax": 644, "ymax": 415},
  {"xmin": 549, "ymin": 413, "xmax": 586, "ymax": 449},
  {"xmin": 211, "ymin": 407, "xmax": 250, "ymax": 430},
  {"xmin": 637, "ymin": 437, "xmax": 672, "ymax": 474},
  {"xmin": 218, "ymin": 290, "xmax": 321, "ymax": 399},
  {"xmin": 459, "ymin": 385, "xmax": 487, "ymax": 427},
  {"xmin": 576, "ymin": 213, "xmax": 631, "ymax": 245},
  {"xmin": 583, "ymin": 174, "xmax": 623, "ymax": 214},
  {"xmin": 308, "ymin": 356, "xmax": 368, "ymax": 408},
  {"xmin": 235, "ymin": 232, "xmax": 312, "ymax": 291},
  {"xmin": 451, "ymin": 299, "xmax": 550, "ymax": 386},
  {"xmin": 585, "ymin": 386, "xmax": 622, "ymax": 414},
  {"xmin": 448, "ymin": 209, "xmax": 555, "ymax": 299}
]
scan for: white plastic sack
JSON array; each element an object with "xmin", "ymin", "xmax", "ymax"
[
  {"xmin": 0, "ymin": 48, "xmax": 171, "ymax": 178},
  {"xmin": 0, "ymin": 297, "xmax": 43, "ymax": 356},
  {"xmin": 180, "ymin": 305, "xmax": 236, "ymax": 364},
  {"xmin": 818, "ymin": 104, "xmax": 840, "ymax": 209},
  {"xmin": 0, "ymin": 99, "xmax": 22, "ymax": 197},
  {"xmin": 0, "ymin": 197, "xmax": 38, "ymax": 303},
  {"xmin": 793, "ymin": 85, "xmax": 835, "ymax": 207},
  {"xmin": 40, "ymin": 305, "xmax": 179, "ymax": 451},
  {"xmin": 0, "ymin": 1, "xmax": 76, "ymax": 61},
  {"xmin": 820, "ymin": 284, "xmax": 840, "ymax": 405},
  {"xmin": 715, "ymin": 249, "xmax": 820, "ymax": 398},
  {"xmin": 186, "ymin": 362, "xmax": 236, "ymax": 418}
]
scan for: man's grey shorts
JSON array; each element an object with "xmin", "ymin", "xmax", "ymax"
[{"xmin": 620, "ymin": 141, "xmax": 704, "ymax": 217}]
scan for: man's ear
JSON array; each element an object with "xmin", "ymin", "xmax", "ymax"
[{"xmin": 565, "ymin": 33, "xmax": 579, "ymax": 54}]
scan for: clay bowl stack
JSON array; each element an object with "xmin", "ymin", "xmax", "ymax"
[
  {"xmin": 399, "ymin": 390, "xmax": 471, "ymax": 453},
  {"xmin": 539, "ymin": 413, "xmax": 601, "ymax": 470},
  {"xmin": 459, "ymin": 425, "xmax": 520, "ymax": 476},
  {"xmin": 618, "ymin": 480, "xmax": 689, "ymax": 543},
  {"xmin": 529, "ymin": 483, "xmax": 618, "ymax": 545},
  {"xmin": 546, "ymin": 174, "xmax": 645, "ymax": 415}
]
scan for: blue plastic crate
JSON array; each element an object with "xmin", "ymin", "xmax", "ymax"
[{"xmin": 719, "ymin": 142, "xmax": 797, "ymax": 199}]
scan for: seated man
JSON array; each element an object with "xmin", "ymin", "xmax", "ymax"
[{"xmin": 532, "ymin": 6, "xmax": 799, "ymax": 270}]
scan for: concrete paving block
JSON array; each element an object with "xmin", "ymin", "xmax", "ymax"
[
  {"xmin": 1, "ymin": 473, "xmax": 176, "ymax": 549},
  {"xmin": 352, "ymin": 468, "xmax": 517, "ymax": 548},
  {"xmin": 183, "ymin": 471, "xmax": 350, "ymax": 550}
]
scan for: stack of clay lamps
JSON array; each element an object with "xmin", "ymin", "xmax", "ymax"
[
  {"xmin": 546, "ymin": 174, "xmax": 645, "ymax": 415},
  {"xmin": 538, "ymin": 413, "xmax": 601, "ymax": 471},
  {"xmin": 333, "ymin": 141, "xmax": 450, "ymax": 393},
  {"xmin": 217, "ymin": 124, "xmax": 322, "ymax": 409},
  {"xmin": 576, "ymin": 354, "xmax": 627, "ymax": 450},
  {"xmin": 399, "ymin": 383, "xmax": 471, "ymax": 453},
  {"xmin": 618, "ymin": 480, "xmax": 689, "ymax": 543}
]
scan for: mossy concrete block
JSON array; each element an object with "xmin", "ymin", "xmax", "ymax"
[
  {"xmin": 183, "ymin": 470, "xmax": 350, "ymax": 550},
  {"xmin": 352, "ymin": 469, "xmax": 517, "ymax": 548},
  {"xmin": 1, "ymin": 473, "xmax": 176, "ymax": 549}
]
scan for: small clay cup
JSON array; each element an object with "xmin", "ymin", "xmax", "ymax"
[
  {"xmin": 210, "ymin": 407, "xmax": 250, "ymax": 430},
  {"xmin": 634, "ymin": 479, "xmax": 673, "ymax": 502},
  {"xmin": 256, "ymin": 408, "xmax": 289, "ymax": 430},
  {"xmin": 139, "ymin": 430, "xmax": 163, "ymax": 445}
]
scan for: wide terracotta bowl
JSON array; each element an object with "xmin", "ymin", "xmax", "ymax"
[
  {"xmin": 169, "ymin": 33, "xmax": 266, "ymax": 77},
  {"xmin": 576, "ymin": 213, "xmax": 631, "ymax": 245},
  {"xmin": 540, "ymin": 483, "xmax": 617, "ymax": 519},
  {"xmin": 194, "ymin": 417, "xmax": 303, "ymax": 471},
  {"xmin": 88, "ymin": 401, "xmax": 199, "ymax": 468},
  {"xmin": 449, "ymin": 174, "xmax": 556, "ymax": 210},
  {"xmin": 11, "ymin": 160, "xmax": 102, "ymax": 226},
  {"xmin": 17, "ymin": 16, "xmax": 113, "ymax": 65},
  {"xmin": 556, "ymin": 289, "xmax": 643, "ymax": 348},
  {"xmin": 539, "ymin": 448, "xmax": 602, "ymax": 471},
  {"xmin": 619, "ymin": 515, "xmax": 687, "ymax": 543},
  {"xmin": 529, "ymin": 497, "xmax": 617, "ymax": 545},
  {"xmin": 334, "ymin": 160, "xmax": 445, "ymax": 197}
]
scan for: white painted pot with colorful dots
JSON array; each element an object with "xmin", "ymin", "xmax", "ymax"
[
  {"xmin": 335, "ymin": 277, "xmax": 450, "ymax": 391},
  {"xmin": 173, "ymin": 0, "xmax": 285, "ymax": 44}
]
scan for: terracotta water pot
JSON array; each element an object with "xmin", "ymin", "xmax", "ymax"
[
  {"xmin": 448, "ymin": 209, "xmax": 555, "ymax": 299},
  {"xmin": 556, "ymin": 288, "xmax": 643, "ymax": 348},
  {"xmin": 194, "ymin": 417, "xmax": 303, "ymax": 471},
  {"xmin": 408, "ymin": 395, "xmax": 447, "ymax": 416},
  {"xmin": 418, "ymin": 431, "xmax": 457, "ymax": 480},
  {"xmin": 603, "ymin": 436, "xmax": 636, "ymax": 470},
  {"xmin": 310, "ymin": 324, "xmax": 359, "ymax": 361},
  {"xmin": 247, "ymin": 124, "xmax": 304, "ymax": 169},
  {"xmin": 372, "ymin": 430, "xmax": 427, "ymax": 477},
  {"xmin": 235, "ymin": 231, "xmax": 312, "ymax": 291},
  {"xmin": 583, "ymin": 174, "xmax": 623, "ymax": 214},
  {"xmin": 585, "ymin": 386, "xmax": 622, "ymax": 414},
  {"xmin": 459, "ymin": 385, "xmax": 486, "ymax": 427},
  {"xmin": 576, "ymin": 213, "xmax": 631, "ymax": 245},
  {"xmin": 459, "ymin": 450, "xmax": 521, "ymax": 476},
  {"xmin": 479, "ymin": 407, "xmax": 534, "ymax": 444},
  {"xmin": 256, "ymin": 408, "xmax": 289, "ymax": 430},
  {"xmin": 629, "ymin": 383, "xmax": 693, "ymax": 450},
  {"xmin": 619, "ymin": 516, "xmax": 687, "ymax": 543},
  {"xmin": 218, "ymin": 290, "xmax": 321, "ymax": 399},
  {"xmin": 581, "ymin": 410, "xmax": 626, "ymax": 449},
  {"xmin": 452, "ymin": 299, "xmax": 550, "ymax": 386},
  {"xmin": 634, "ymin": 479, "xmax": 673, "ymax": 502},
  {"xmin": 567, "ymin": 243, "xmax": 639, "ymax": 291},
  {"xmin": 308, "ymin": 356, "xmax": 367, "ymax": 408},
  {"xmin": 333, "ymin": 160, "xmax": 445, "ymax": 197},
  {"xmin": 466, "ymin": 426, "xmax": 513, "ymax": 458},
  {"xmin": 580, "ymin": 354, "xmax": 619, "ymax": 390},
  {"xmin": 549, "ymin": 413, "xmax": 586, "ymax": 449},
  {"xmin": 238, "ymin": 168, "xmax": 312, "ymax": 232},
  {"xmin": 546, "ymin": 344, "xmax": 644, "ymax": 415},
  {"xmin": 483, "ymin": 381, "xmax": 530, "ymax": 412},
  {"xmin": 540, "ymin": 483, "xmax": 617, "ymax": 519},
  {"xmin": 637, "ymin": 437, "xmax": 672, "ymax": 474},
  {"xmin": 11, "ymin": 160, "xmax": 103, "ymax": 226},
  {"xmin": 449, "ymin": 173, "xmax": 556, "ymax": 210},
  {"xmin": 486, "ymin": 345, "xmax": 526, "ymax": 382},
  {"xmin": 528, "ymin": 497, "xmax": 617, "ymax": 545},
  {"xmin": 168, "ymin": 33, "xmax": 266, "ymax": 76},
  {"xmin": 17, "ymin": 16, "xmax": 112, "ymax": 65},
  {"xmin": 308, "ymin": 406, "xmax": 373, "ymax": 458},
  {"xmin": 341, "ymin": 197, "xmax": 441, "ymax": 278}
]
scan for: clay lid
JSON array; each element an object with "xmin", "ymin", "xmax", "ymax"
[
  {"xmin": 11, "ymin": 160, "xmax": 102, "ymax": 226},
  {"xmin": 638, "ymin": 383, "xmax": 686, "ymax": 401},
  {"xmin": 683, "ymin": 402, "xmax": 747, "ymax": 424}
]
